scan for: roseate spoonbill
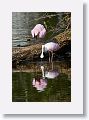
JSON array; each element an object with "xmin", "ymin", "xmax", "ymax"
[
  {"xmin": 40, "ymin": 42, "xmax": 60, "ymax": 62},
  {"xmin": 32, "ymin": 78, "xmax": 47, "ymax": 92},
  {"xmin": 31, "ymin": 24, "xmax": 46, "ymax": 39},
  {"xmin": 41, "ymin": 64, "xmax": 59, "ymax": 79}
]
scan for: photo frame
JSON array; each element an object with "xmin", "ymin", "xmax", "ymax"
[{"xmin": 0, "ymin": 0, "xmax": 83, "ymax": 114}]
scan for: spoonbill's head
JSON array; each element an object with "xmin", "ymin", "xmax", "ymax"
[
  {"xmin": 34, "ymin": 29, "xmax": 39, "ymax": 36},
  {"xmin": 31, "ymin": 28, "xmax": 39, "ymax": 39},
  {"xmin": 40, "ymin": 45, "xmax": 45, "ymax": 58},
  {"xmin": 39, "ymin": 28, "xmax": 46, "ymax": 38}
]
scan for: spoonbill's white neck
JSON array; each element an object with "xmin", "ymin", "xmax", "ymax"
[
  {"xmin": 41, "ymin": 66, "xmax": 45, "ymax": 78},
  {"xmin": 40, "ymin": 45, "xmax": 45, "ymax": 58}
]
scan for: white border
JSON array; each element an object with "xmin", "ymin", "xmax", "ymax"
[{"xmin": 0, "ymin": 0, "xmax": 83, "ymax": 114}]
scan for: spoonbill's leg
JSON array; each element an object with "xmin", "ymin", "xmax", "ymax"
[
  {"xmin": 48, "ymin": 52, "xmax": 51, "ymax": 62},
  {"xmin": 35, "ymin": 35, "xmax": 37, "ymax": 40},
  {"xmin": 52, "ymin": 61, "xmax": 53, "ymax": 70},
  {"xmin": 51, "ymin": 51, "xmax": 53, "ymax": 62}
]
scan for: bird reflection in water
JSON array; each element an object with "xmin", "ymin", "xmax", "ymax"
[
  {"xmin": 32, "ymin": 78, "xmax": 47, "ymax": 92},
  {"xmin": 32, "ymin": 62, "xmax": 59, "ymax": 92},
  {"xmin": 41, "ymin": 62, "xmax": 59, "ymax": 79}
]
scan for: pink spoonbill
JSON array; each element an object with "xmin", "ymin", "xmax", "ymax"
[
  {"xmin": 41, "ymin": 64, "xmax": 59, "ymax": 79},
  {"xmin": 40, "ymin": 42, "xmax": 60, "ymax": 62},
  {"xmin": 31, "ymin": 24, "xmax": 46, "ymax": 39}
]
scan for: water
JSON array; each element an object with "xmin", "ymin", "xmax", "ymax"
[
  {"xmin": 12, "ymin": 61, "xmax": 71, "ymax": 102},
  {"xmin": 12, "ymin": 12, "xmax": 39, "ymax": 47}
]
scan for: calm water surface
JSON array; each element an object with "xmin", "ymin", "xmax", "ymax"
[{"xmin": 12, "ymin": 61, "xmax": 71, "ymax": 102}]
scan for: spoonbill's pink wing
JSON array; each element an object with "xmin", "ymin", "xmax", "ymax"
[
  {"xmin": 39, "ymin": 28, "xmax": 46, "ymax": 38},
  {"xmin": 35, "ymin": 24, "xmax": 44, "ymax": 31},
  {"xmin": 45, "ymin": 71, "xmax": 59, "ymax": 79},
  {"xmin": 45, "ymin": 42, "xmax": 60, "ymax": 51}
]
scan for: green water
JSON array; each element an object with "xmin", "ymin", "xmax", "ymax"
[{"xmin": 12, "ymin": 61, "xmax": 71, "ymax": 102}]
